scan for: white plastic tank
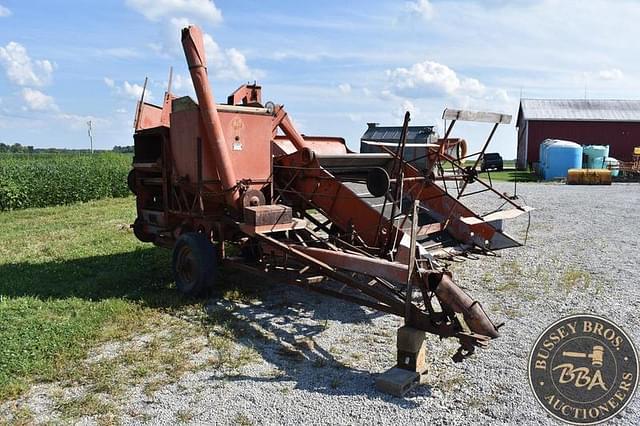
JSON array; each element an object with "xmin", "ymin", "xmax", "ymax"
[{"xmin": 604, "ymin": 157, "xmax": 620, "ymax": 177}]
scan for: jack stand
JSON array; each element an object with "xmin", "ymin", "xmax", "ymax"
[{"xmin": 375, "ymin": 326, "xmax": 428, "ymax": 397}]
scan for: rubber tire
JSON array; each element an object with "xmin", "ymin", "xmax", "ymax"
[
  {"xmin": 133, "ymin": 218, "xmax": 155, "ymax": 243},
  {"xmin": 127, "ymin": 169, "xmax": 137, "ymax": 195},
  {"xmin": 240, "ymin": 239, "xmax": 261, "ymax": 262},
  {"xmin": 172, "ymin": 232, "xmax": 217, "ymax": 298}
]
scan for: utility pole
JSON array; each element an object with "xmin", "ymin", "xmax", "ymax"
[{"xmin": 87, "ymin": 120, "xmax": 94, "ymax": 154}]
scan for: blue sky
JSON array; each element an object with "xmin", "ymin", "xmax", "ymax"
[{"xmin": 0, "ymin": 0, "xmax": 637, "ymax": 157}]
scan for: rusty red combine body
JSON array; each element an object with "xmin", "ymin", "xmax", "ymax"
[{"xmin": 129, "ymin": 26, "xmax": 532, "ymax": 391}]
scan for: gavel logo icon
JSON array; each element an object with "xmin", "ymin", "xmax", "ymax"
[
  {"xmin": 562, "ymin": 345, "xmax": 605, "ymax": 367},
  {"xmin": 529, "ymin": 315, "xmax": 639, "ymax": 424}
]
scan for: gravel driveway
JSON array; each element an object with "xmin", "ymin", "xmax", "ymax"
[{"xmin": 6, "ymin": 182, "xmax": 640, "ymax": 425}]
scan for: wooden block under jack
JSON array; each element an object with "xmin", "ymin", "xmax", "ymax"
[
  {"xmin": 397, "ymin": 325, "xmax": 426, "ymax": 352},
  {"xmin": 397, "ymin": 348, "xmax": 427, "ymax": 373},
  {"xmin": 375, "ymin": 367, "xmax": 420, "ymax": 397},
  {"xmin": 376, "ymin": 325, "xmax": 429, "ymax": 397},
  {"xmin": 396, "ymin": 326, "xmax": 428, "ymax": 374}
]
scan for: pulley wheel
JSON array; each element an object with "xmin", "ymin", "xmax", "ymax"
[
  {"xmin": 366, "ymin": 167, "xmax": 391, "ymax": 197},
  {"xmin": 241, "ymin": 189, "xmax": 266, "ymax": 208}
]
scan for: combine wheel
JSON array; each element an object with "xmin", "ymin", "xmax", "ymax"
[
  {"xmin": 133, "ymin": 218, "xmax": 155, "ymax": 243},
  {"xmin": 127, "ymin": 169, "xmax": 137, "ymax": 195},
  {"xmin": 240, "ymin": 238, "xmax": 262, "ymax": 262},
  {"xmin": 172, "ymin": 232, "xmax": 217, "ymax": 298}
]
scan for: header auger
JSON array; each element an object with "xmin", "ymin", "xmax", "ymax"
[{"xmin": 129, "ymin": 25, "xmax": 532, "ymax": 395}]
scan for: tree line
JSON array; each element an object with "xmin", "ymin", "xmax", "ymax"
[{"xmin": 0, "ymin": 143, "xmax": 134, "ymax": 153}]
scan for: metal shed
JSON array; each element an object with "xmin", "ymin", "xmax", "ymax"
[
  {"xmin": 360, "ymin": 123, "xmax": 436, "ymax": 171},
  {"xmin": 516, "ymin": 99, "xmax": 640, "ymax": 170}
]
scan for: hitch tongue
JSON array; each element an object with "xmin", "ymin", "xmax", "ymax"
[{"xmin": 427, "ymin": 272, "xmax": 500, "ymax": 339}]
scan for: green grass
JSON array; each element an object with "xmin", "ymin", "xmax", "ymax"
[
  {"xmin": 0, "ymin": 152, "xmax": 131, "ymax": 211},
  {"xmin": 0, "ymin": 196, "xmax": 183, "ymax": 401},
  {"xmin": 561, "ymin": 268, "xmax": 593, "ymax": 293},
  {"xmin": 438, "ymin": 159, "xmax": 538, "ymax": 183},
  {"xmin": 234, "ymin": 413, "xmax": 254, "ymax": 426},
  {"xmin": 478, "ymin": 168, "xmax": 538, "ymax": 182},
  {"xmin": 0, "ymin": 196, "xmax": 267, "ymax": 415},
  {"xmin": 54, "ymin": 393, "xmax": 116, "ymax": 421}
]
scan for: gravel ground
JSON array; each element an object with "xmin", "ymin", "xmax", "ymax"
[{"xmin": 5, "ymin": 182, "xmax": 640, "ymax": 425}]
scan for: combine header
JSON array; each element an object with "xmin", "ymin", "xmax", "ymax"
[{"xmin": 129, "ymin": 26, "xmax": 532, "ymax": 394}]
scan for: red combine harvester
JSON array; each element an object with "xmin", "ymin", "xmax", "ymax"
[{"xmin": 129, "ymin": 26, "xmax": 532, "ymax": 394}]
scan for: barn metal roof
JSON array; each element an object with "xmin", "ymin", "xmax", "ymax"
[
  {"xmin": 361, "ymin": 123, "xmax": 435, "ymax": 143},
  {"xmin": 518, "ymin": 99, "xmax": 640, "ymax": 123}
]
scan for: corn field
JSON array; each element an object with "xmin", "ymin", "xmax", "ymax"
[{"xmin": 0, "ymin": 153, "xmax": 131, "ymax": 211}]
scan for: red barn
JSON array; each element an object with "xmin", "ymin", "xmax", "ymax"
[{"xmin": 516, "ymin": 99, "xmax": 640, "ymax": 170}]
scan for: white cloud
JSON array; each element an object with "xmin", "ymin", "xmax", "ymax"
[
  {"xmin": 104, "ymin": 77, "xmax": 152, "ymax": 100},
  {"xmin": 386, "ymin": 59, "xmax": 485, "ymax": 98},
  {"xmin": 394, "ymin": 99, "xmax": 420, "ymax": 121},
  {"xmin": 597, "ymin": 68, "xmax": 623, "ymax": 81},
  {"xmin": 123, "ymin": 81, "xmax": 146, "ymax": 99},
  {"xmin": 226, "ymin": 48, "xmax": 253, "ymax": 80},
  {"xmin": 144, "ymin": 17, "xmax": 262, "ymax": 81},
  {"xmin": 168, "ymin": 73, "xmax": 197, "ymax": 98},
  {"xmin": 22, "ymin": 88, "xmax": 58, "ymax": 111},
  {"xmin": 338, "ymin": 83, "xmax": 352, "ymax": 94},
  {"xmin": 0, "ymin": 4, "xmax": 10, "ymax": 17},
  {"xmin": 0, "ymin": 42, "xmax": 54, "ymax": 86},
  {"xmin": 147, "ymin": 42, "xmax": 166, "ymax": 57},
  {"xmin": 143, "ymin": 16, "xmax": 190, "ymax": 57},
  {"xmin": 580, "ymin": 68, "xmax": 625, "ymax": 84},
  {"xmin": 407, "ymin": 0, "xmax": 434, "ymax": 21},
  {"xmin": 460, "ymin": 77, "xmax": 485, "ymax": 96},
  {"xmin": 494, "ymin": 88, "xmax": 511, "ymax": 103},
  {"xmin": 125, "ymin": 0, "xmax": 222, "ymax": 24},
  {"xmin": 201, "ymin": 33, "xmax": 262, "ymax": 80},
  {"xmin": 380, "ymin": 89, "xmax": 396, "ymax": 101},
  {"xmin": 202, "ymin": 32, "xmax": 223, "ymax": 64},
  {"xmin": 139, "ymin": 16, "xmax": 190, "ymax": 53},
  {"xmin": 171, "ymin": 73, "xmax": 190, "ymax": 91},
  {"xmin": 129, "ymin": 11, "xmax": 260, "ymax": 82}
]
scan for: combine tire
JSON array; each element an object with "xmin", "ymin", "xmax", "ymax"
[
  {"xmin": 172, "ymin": 232, "xmax": 217, "ymax": 298},
  {"xmin": 127, "ymin": 169, "xmax": 137, "ymax": 195},
  {"xmin": 133, "ymin": 218, "xmax": 155, "ymax": 243}
]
